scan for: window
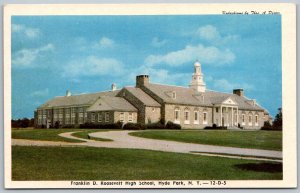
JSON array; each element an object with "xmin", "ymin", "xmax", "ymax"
[
  {"xmin": 152, "ymin": 108, "xmax": 155, "ymax": 112},
  {"xmin": 249, "ymin": 115, "xmax": 252, "ymax": 126},
  {"xmin": 98, "ymin": 113, "xmax": 102, "ymax": 122},
  {"xmin": 184, "ymin": 110, "xmax": 190, "ymax": 124},
  {"xmin": 91, "ymin": 113, "xmax": 95, "ymax": 122},
  {"xmin": 216, "ymin": 108, "xmax": 219, "ymax": 113},
  {"xmin": 128, "ymin": 113, "xmax": 133, "ymax": 122},
  {"xmin": 203, "ymin": 112, "xmax": 207, "ymax": 124},
  {"xmin": 174, "ymin": 109, "xmax": 180, "ymax": 124},
  {"xmin": 242, "ymin": 114, "xmax": 245, "ymax": 125},
  {"xmin": 120, "ymin": 113, "xmax": 125, "ymax": 122},
  {"xmin": 194, "ymin": 111, "xmax": 199, "ymax": 124},
  {"xmin": 172, "ymin": 91, "xmax": 176, "ymax": 99},
  {"xmin": 105, "ymin": 112, "xmax": 109, "ymax": 122},
  {"xmin": 255, "ymin": 115, "xmax": 259, "ymax": 126},
  {"xmin": 78, "ymin": 112, "xmax": 84, "ymax": 124}
]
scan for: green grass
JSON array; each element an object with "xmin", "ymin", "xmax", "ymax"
[
  {"xmin": 12, "ymin": 128, "xmax": 115, "ymax": 143},
  {"xmin": 72, "ymin": 130, "xmax": 113, "ymax": 141},
  {"xmin": 130, "ymin": 130, "xmax": 282, "ymax": 151},
  {"xmin": 12, "ymin": 128, "xmax": 84, "ymax": 143},
  {"xmin": 12, "ymin": 146, "xmax": 282, "ymax": 181}
]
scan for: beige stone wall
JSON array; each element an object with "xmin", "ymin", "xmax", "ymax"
[
  {"xmin": 238, "ymin": 110, "xmax": 264, "ymax": 130},
  {"xmin": 113, "ymin": 111, "xmax": 138, "ymax": 123},
  {"xmin": 164, "ymin": 104, "xmax": 213, "ymax": 129},
  {"xmin": 117, "ymin": 88, "xmax": 161, "ymax": 124},
  {"xmin": 145, "ymin": 107, "xmax": 161, "ymax": 124}
]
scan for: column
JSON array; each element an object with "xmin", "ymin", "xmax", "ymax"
[
  {"xmin": 220, "ymin": 105, "xmax": 222, "ymax": 126},
  {"xmin": 231, "ymin": 107, "xmax": 233, "ymax": 127}
]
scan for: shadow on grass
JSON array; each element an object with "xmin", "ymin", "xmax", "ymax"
[{"xmin": 234, "ymin": 162, "xmax": 282, "ymax": 173}]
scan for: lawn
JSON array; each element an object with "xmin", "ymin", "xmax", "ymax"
[
  {"xmin": 12, "ymin": 128, "xmax": 113, "ymax": 143},
  {"xmin": 130, "ymin": 130, "xmax": 282, "ymax": 151},
  {"xmin": 71, "ymin": 130, "xmax": 113, "ymax": 141},
  {"xmin": 12, "ymin": 146, "xmax": 282, "ymax": 181}
]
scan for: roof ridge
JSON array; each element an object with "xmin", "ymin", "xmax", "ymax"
[{"xmin": 149, "ymin": 82, "xmax": 190, "ymax": 89}]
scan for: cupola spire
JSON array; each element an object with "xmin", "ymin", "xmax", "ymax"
[{"xmin": 189, "ymin": 60, "xmax": 206, "ymax": 92}]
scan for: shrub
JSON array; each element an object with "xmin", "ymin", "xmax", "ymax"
[
  {"xmin": 165, "ymin": 121, "xmax": 181, "ymax": 130},
  {"xmin": 79, "ymin": 122, "xmax": 122, "ymax": 129},
  {"xmin": 261, "ymin": 121, "xmax": 275, "ymax": 131},
  {"xmin": 146, "ymin": 122, "xmax": 165, "ymax": 129},
  {"xmin": 62, "ymin": 124, "xmax": 75, "ymax": 128},
  {"xmin": 204, "ymin": 126, "xmax": 227, "ymax": 130},
  {"xmin": 123, "ymin": 123, "xmax": 146, "ymax": 130}
]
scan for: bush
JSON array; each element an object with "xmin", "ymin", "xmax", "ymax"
[
  {"xmin": 146, "ymin": 122, "xmax": 165, "ymax": 129},
  {"xmin": 123, "ymin": 123, "xmax": 146, "ymax": 130},
  {"xmin": 261, "ymin": 121, "xmax": 275, "ymax": 131},
  {"xmin": 79, "ymin": 122, "xmax": 122, "ymax": 129},
  {"xmin": 204, "ymin": 126, "xmax": 227, "ymax": 130},
  {"xmin": 165, "ymin": 121, "xmax": 181, "ymax": 130},
  {"xmin": 62, "ymin": 124, "xmax": 75, "ymax": 128}
]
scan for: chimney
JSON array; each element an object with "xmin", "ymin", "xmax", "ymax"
[
  {"xmin": 111, "ymin": 83, "xmax": 117, "ymax": 91},
  {"xmin": 136, "ymin": 75, "xmax": 149, "ymax": 87},
  {"xmin": 66, "ymin": 90, "xmax": 72, "ymax": 97},
  {"xmin": 233, "ymin": 89, "xmax": 244, "ymax": 97}
]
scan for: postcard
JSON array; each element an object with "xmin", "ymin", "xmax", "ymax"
[{"xmin": 3, "ymin": 3, "xmax": 296, "ymax": 188}]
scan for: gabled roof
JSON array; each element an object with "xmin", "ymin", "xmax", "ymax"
[
  {"xmin": 144, "ymin": 83, "xmax": 211, "ymax": 106},
  {"xmin": 87, "ymin": 96, "xmax": 137, "ymax": 112},
  {"xmin": 144, "ymin": 83, "xmax": 264, "ymax": 111},
  {"xmin": 38, "ymin": 90, "xmax": 120, "ymax": 109},
  {"xmin": 124, "ymin": 87, "xmax": 161, "ymax": 107}
]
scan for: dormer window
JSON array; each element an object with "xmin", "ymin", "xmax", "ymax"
[{"xmin": 172, "ymin": 91, "xmax": 176, "ymax": 99}]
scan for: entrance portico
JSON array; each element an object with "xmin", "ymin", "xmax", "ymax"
[{"xmin": 213, "ymin": 97, "xmax": 239, "ymax": 127}]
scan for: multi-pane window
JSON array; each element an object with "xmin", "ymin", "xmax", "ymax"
[
  {"xmin": 128, "ymin": 113, "xmax": 133, "ymax": 122},
  {"xmin": 174, "ymin": 109, "xmax": 180, "ymax": 123},
  {"xmin": 78, "ymin": 112, "xmax": 84, "ymax": 124},
  {"xmin": 184, "ymin": 110, "xmax": 190, "ymax": 124},
  {"xmin": 105, "ymin": 112, "xmax": 110, "ymax": 122},
  {"xmin": 242, "ymin": 114, "xmax": 245, "ymax": 125},
  {"xmin": 203, "ymin": 112, "xmax": 207, "ymax": 124},
  {"xmin": 120, "ymin": 112, "xmax": 125, "ymax": 122},
  {"xmin": 249, "ymin": 115, "xmax": 252, "ymax": 126},
  {"xmin": 38, "ymin": 110, "xmax": 42, "ymax": 125},
  {"xmin": 91, "ymin": 113, "xmax": 95, "ymax": 122},
  {"xmin": 65, "ymin": 108, "xmax": 70, "ymax": 124},
  {"xmin": 98, "ymin": 113, "xmax": 102, "ymax": 122},
  {"xmin": 194, "ymin": 111, "xmax": 199, "ymax": 124},
  {"xmin": 71, "ymin": 108, "xmax": 76, "ymax": 124},
  {"xmin": 58, "ymin": 108, "xmax": 63, "ymax": 124},
  {"xmin": 255, "ymin": 115, "xmax": 259, "ymax": 126}
]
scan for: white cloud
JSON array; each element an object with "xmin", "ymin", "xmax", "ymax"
[
  {"xmin": 62, "ymin": 56, "xmax": 124, "ymax": 77},
  {"xmin": 196, "ymin": 25, "xmax": 239, "ymax": 45},
  {"xmin": 151, "ymin": 37, "xmax": 167, "ymax": 47},
  {"xmin": 145, "ymin": 44, "xmax": 235, "ymax": 66},
  {"xmin": 196, "ymin": 25, "xmax": 220, "ymax": 41},
  {"xmin": 31, "ymin": 88, "xmax": 49, "ymax": 97},
  {"xmin": 12, "ymin": 24, "xmax": 40, "ymax": 38},
  {"xmin": 99, "ymin": 37, "xmax": 115, "ymax": 48},
  {"xmin": 213, "ymin": 78, "xmax": 254, "ymax": 92},
  {"xmin": 12, "ymin": 44, "xmax": 54, "ymax": 68}
]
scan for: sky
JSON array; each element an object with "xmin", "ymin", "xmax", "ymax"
[{"xmin": 11, "ymin": 15, "xmax": 282, "ymax": 119}]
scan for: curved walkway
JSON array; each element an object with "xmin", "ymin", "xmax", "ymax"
[{"xmin": 12, "ymin": 130, "xmax": 282, "ymax": 161}]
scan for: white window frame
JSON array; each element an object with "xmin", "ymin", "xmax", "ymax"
[
  {"xmin": 174, "ymin": 109, "xmax": 180, "ymax": 124},
  {"xmin": 128, "ymin": 113, "xmax": 133, "ymax": 122},
  {"xmin": 98, "ymin": 113, "xmax": 102, "ymax": 122},
  {"xmin": 255, "ymin": 115, "xmax": 259, "ymax": 126},
  {"xmin": 242, "ymin": 114, "xmax": 245, "ymax": 126},
  {"xmin": 91, "ymin": 113, "xmax": 95, "ymax": 122},
  {"xmin": 105, "ymin": 112, "xmax": 109, "ymax": 122},
  {"xmin": 184, "ymin": 110, "xmax": 190, "ymax": 124},
  {"xmin": 203, "ymin": 112, "xmax": 208, "ymax": 125},
  {"xmin": 194, "ymin": 111, "xmax": 199, "ymax": 124},
  {"xmin": 120, "ymin": 112, "xmax": 125, "ymax": 122}
]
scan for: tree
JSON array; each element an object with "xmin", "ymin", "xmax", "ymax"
[{"xmin": 273, "ymin": 108, "xmax": 282, "ymax": 130}]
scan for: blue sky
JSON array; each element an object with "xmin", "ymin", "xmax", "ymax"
[{"xmin": 12, "ymin": 15, "xmax": 282, "ymax": 119}]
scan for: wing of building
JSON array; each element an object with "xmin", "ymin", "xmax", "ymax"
[{"xmin": 35, "ymin": 61, "xmax": 271, "ymax": 129}]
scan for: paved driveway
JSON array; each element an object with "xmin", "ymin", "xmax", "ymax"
[{"xmin": 12, "ymin": 130, "xmax": 282, "ymax": 162}]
